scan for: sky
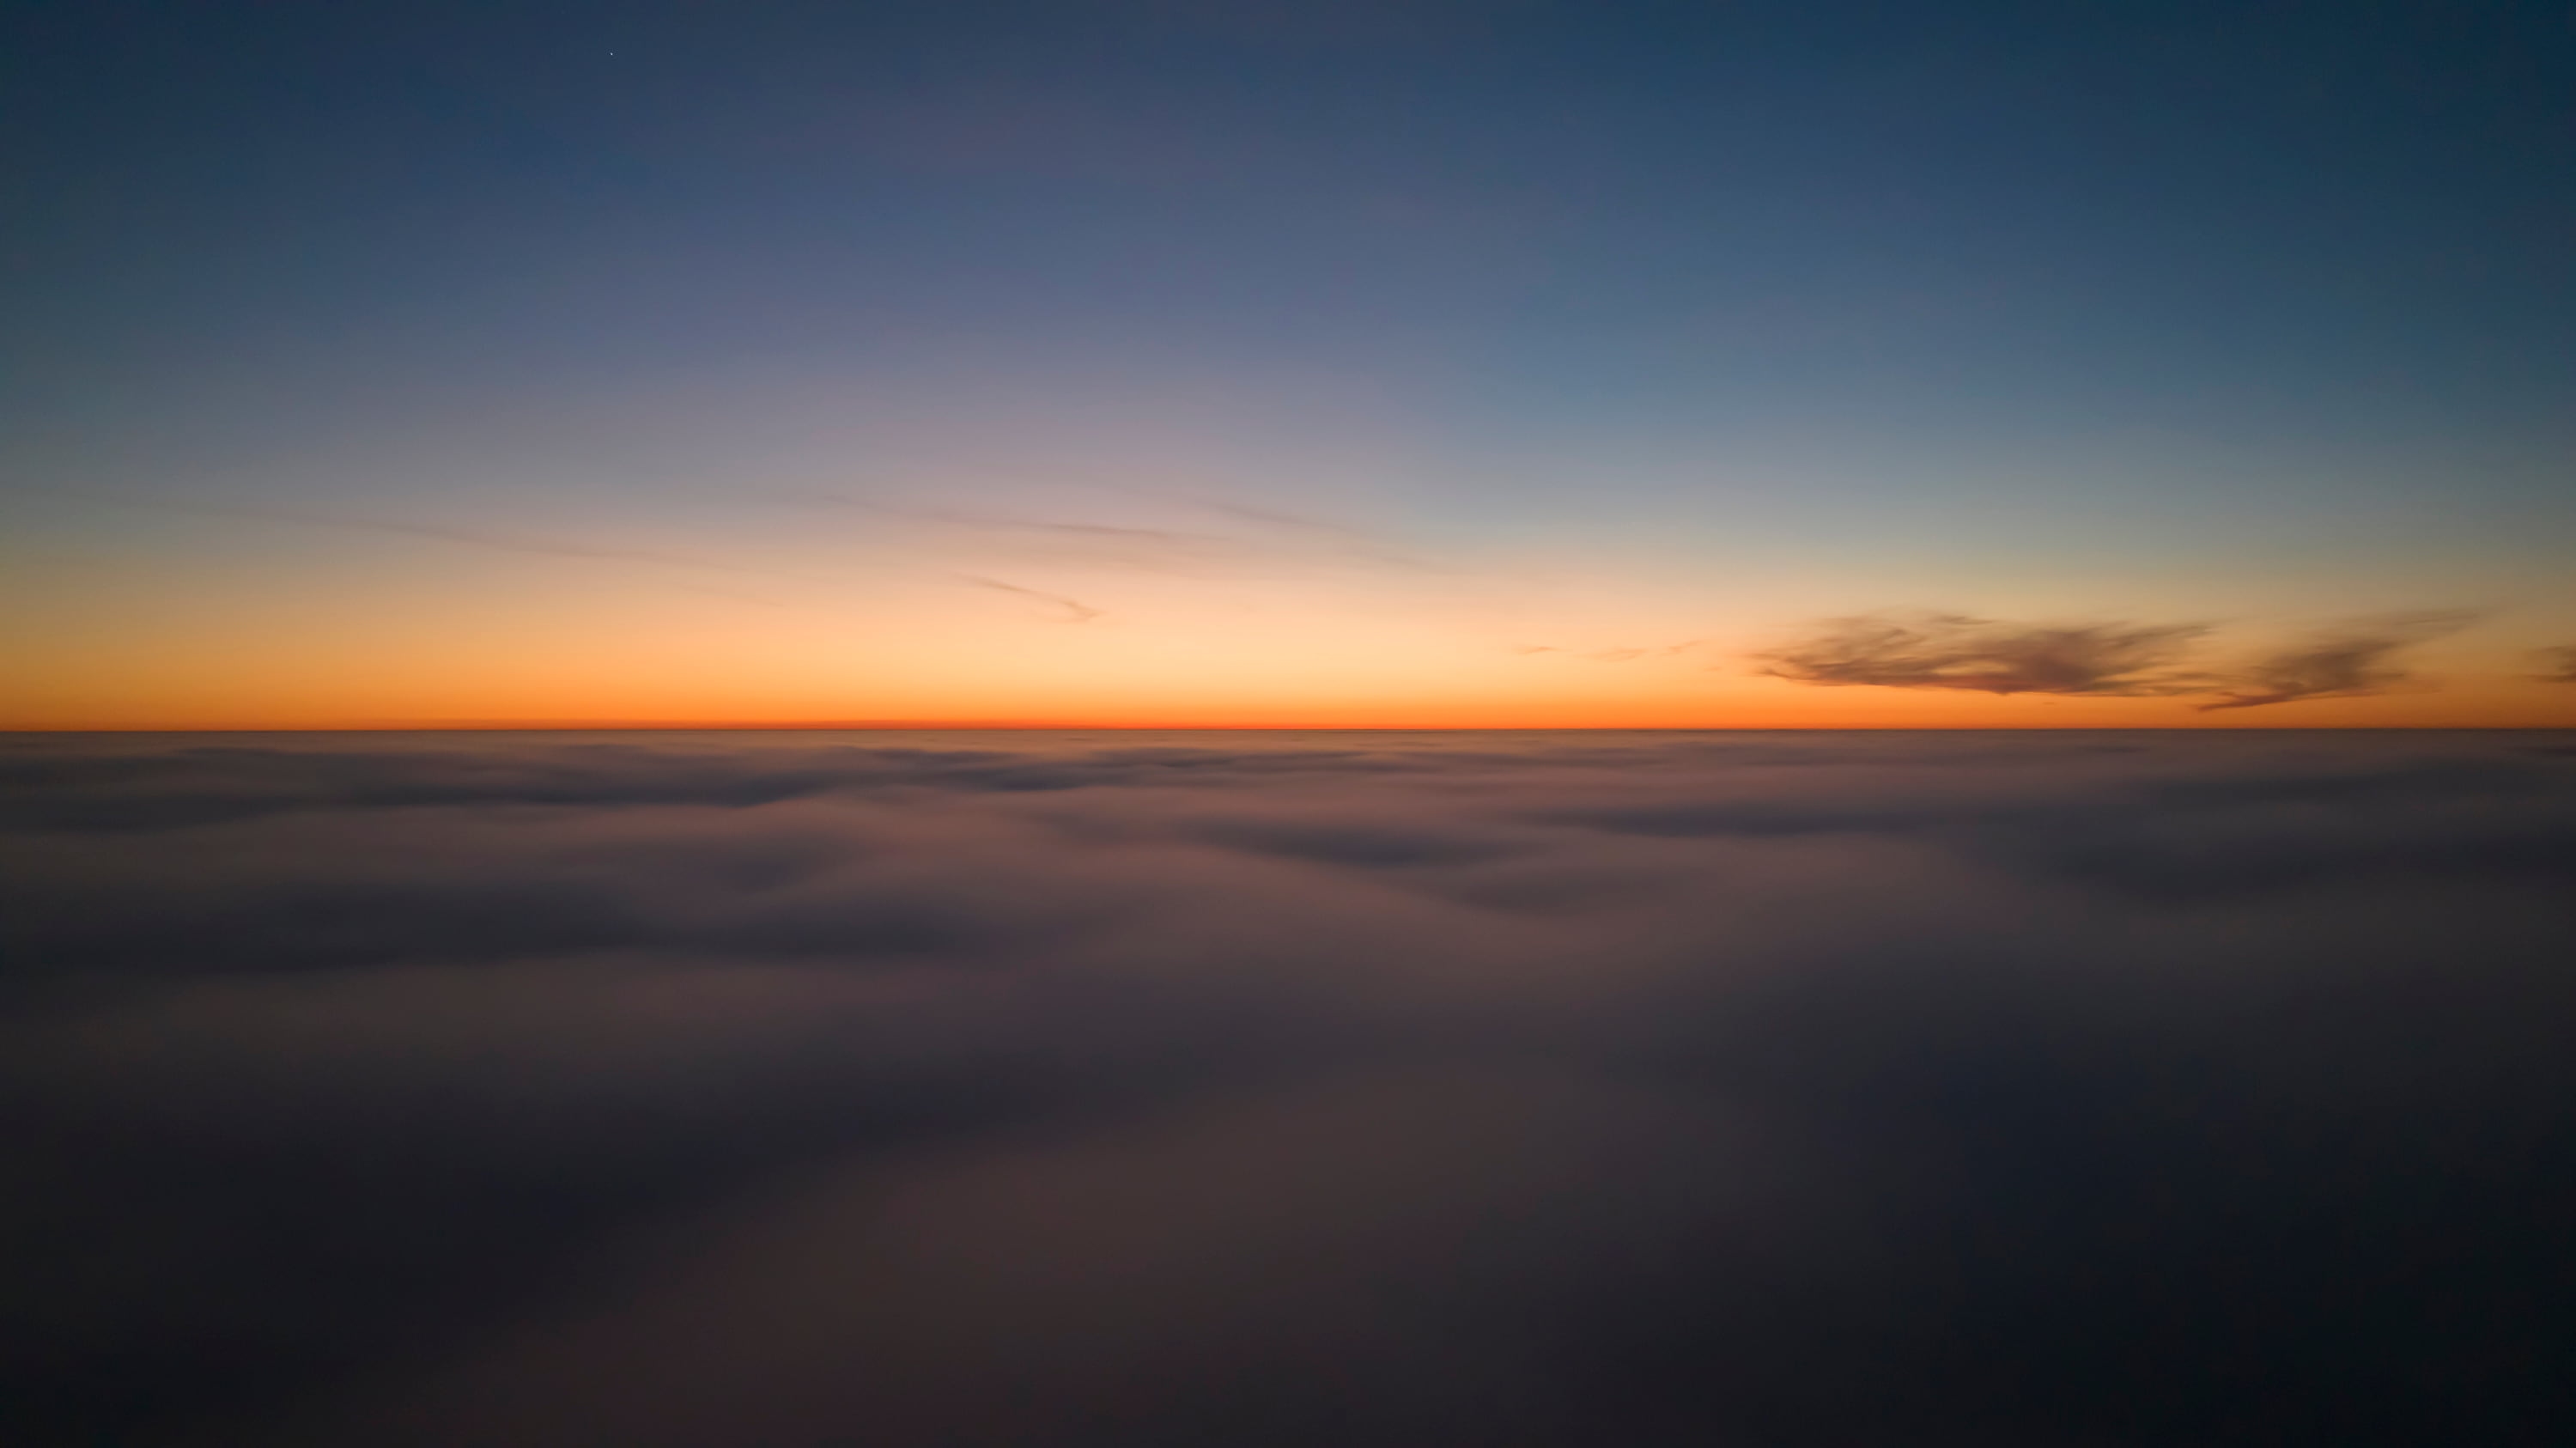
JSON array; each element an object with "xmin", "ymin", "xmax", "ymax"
[{"xmin": 5, "ymin": 0, "xmax": 2573, "ymax": 727}]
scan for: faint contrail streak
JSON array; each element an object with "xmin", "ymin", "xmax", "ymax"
[
  {"xmin": 957, "ymin": 575, "xmax": 1103, "ymax": 623},
  {"xmin": 108, "ymin": 496, "xmax": 769, "ymax": 575}
]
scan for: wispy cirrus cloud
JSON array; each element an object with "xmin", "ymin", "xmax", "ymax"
[
  {"xmin": 1515, "ymin": 641, "xmax": 1704, "ymax": 663},
  {"xmin": 1133, "ymin": 491, "xmax": 1441, "ymax": 571},
  {"xmin": 2534, "ymin": 645, "xmax": 2576, "ymax": 684},
  {"xmin": 74, "ymin": 493, "xmax": 818, "ymax": 612},
  {"xmin": 109, "ymin": 496, "xmax": 769, "ymax": 576},
  {"xmin": 2197, "ymin": 611, "xmax": 2479, "ymax": 712},
  {"xmin": 787, "ymin": 493, "xmax": 1246, "ymax": 555},
  {"xmin": 1753, "ymin": 609, "xmax": 2487, "ymax": 711},
  {"xmin": 958, "ymin": 575, "xmax": 1103, "ymax": 623},
  {"xmin": 777, "ymin": 490, "xmax": 1435, "ymax": 576},
  {"xmin": 1753, "ymin": 612, "xmax": 2214, "ymax": 697}
]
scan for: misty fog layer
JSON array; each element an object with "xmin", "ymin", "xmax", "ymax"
[{"xmin": 4, "ymin": 730, "xmax": 2573, "ymax": 1446}]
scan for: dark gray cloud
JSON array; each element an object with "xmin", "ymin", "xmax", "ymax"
[
  {"xmin": 2198, "ymin": 611, "xmax": 2478, "ymax": 711},
  {"xmin": 2535, "ymin": 643, "xmax": 2576, "ymax": 683},
  {"xmin": 1753, "ymin": 611, "xmax": 2213, "ymax": 696},
  {"xmin": 4, "ymin": 731, "xmax": 2575, "ymax": 1446}
]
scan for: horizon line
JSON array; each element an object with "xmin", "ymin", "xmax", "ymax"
[{"xmin": 8, "ymin": 722, "xmax": 2571, "ymax": 735}]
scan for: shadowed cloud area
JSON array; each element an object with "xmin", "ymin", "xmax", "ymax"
[
  {"xmin": 1755, "ymin": 613, "xmax": 2214, "ymax": 697},
  {"xmin": 2198, "ymin": 611, "xmax": 2481, "ymax": 712},
  {"xmin": 1758, "ymin": 611, "xmax": 2479, "ymax": 710},
  {"xmin": 4, "ymin": 730, "xmax": 2575, "ymax": 1446}
]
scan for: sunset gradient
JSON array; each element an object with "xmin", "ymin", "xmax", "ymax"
[{"xmin": 6, "ymin": 1, "xmax": 2572, "ymax": 730}]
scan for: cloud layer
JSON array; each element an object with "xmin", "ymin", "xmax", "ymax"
[{"xmin": 3, "ymin": 729, "xmax": 2574, "ymax": 1445}]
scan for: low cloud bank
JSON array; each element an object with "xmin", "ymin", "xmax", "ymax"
[{"xmin": 3, "ymin": 730, "xmax": 2573, "ymax": 1445}]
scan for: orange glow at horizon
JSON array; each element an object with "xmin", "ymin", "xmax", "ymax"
[
  {"xmin": 12, "ymin": 620, "xmax": 2572, "ymax": 733},
  {"xmin": 8, "ymin": 501, "xmax": 2573, "ymax": 733}
]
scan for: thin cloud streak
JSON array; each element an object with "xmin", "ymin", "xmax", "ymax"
[
  {"xmin": 116, "ymin": 496, "xmax": 769, "ymax": 576},
  {"xmin": 1514, "ymin": 641, "xmax": 1705, "ymax": 663},
  {"xmin": 957, "ymin": 575, "xmax": 1103, "ymax": 623},
  {"xmin": 58, "ymin": 493, "xmax": 873, "ymax": 617},
  {"xmin": 2198, "ymin": 611, "xmax": 2479, "ymax": 712},
  {"xmin": 1753, "ymin": 609, "xmax": 2488, "ymax": 711},
  {"xmin": 2534, "ymin": 646, "xmax": 2576, "ymax": 684},
  {"xmin": 781, "ymin": 490, "xmax": 1440, "ymax": 575},
  {"xmin": 783, "ymin": 493, "xmax": 1238, "ymax": 551},
  {"xmin": 1175, "ymin": 496, "xmax": 1376, "ymax": 538},
  {"xmin": 1754, "ymin": 612, "xmax": 2215, "ymax": 697},
  {"xmin": 776, "ymin": 492, "xmax": 1273, "ymax": 577},
  {"xmin": 1140, "ymin": 492, "xmax": 1441, "ymax": 570}
]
